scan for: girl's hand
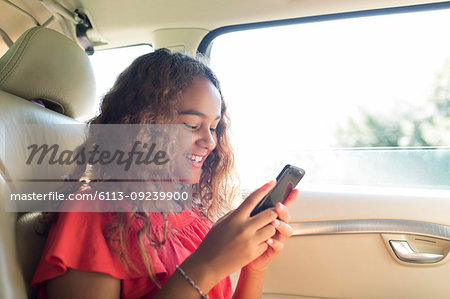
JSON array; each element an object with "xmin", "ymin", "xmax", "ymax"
[
  {"xmin": 182, "ymin": 180, "xmax": 280, "ymax": 289},
  {"xmin": 243, "ymin": 188, "xmax": 299, "ymax": 273}
]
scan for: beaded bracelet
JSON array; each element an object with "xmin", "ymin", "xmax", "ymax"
[{"xmin": 175, "ymin": 265, "xmax": 209, "ymax": 299}]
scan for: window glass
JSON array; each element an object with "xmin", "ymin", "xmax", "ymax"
[
  {"xmin": 209, "ymin": 8, "xmax": 450, "ymax": 191},
  {"xmin": 87, "ymin": 44, "xmax": 153, "ymax": 120}
]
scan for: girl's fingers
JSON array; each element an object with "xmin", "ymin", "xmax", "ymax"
[
  {"xmin": 266, "ymin": 237, "xmax": 284, "ymax": 253},
  {"xmin": 248, "ymin": 207, "xmax": 278, "ymax": 229},
  {"xmin": 273, "ymin": 188, "xmax": 299, "ymax": 224},
  {"xmin": 272, "ymin": 219, "xmax": 293, "ymax": 242},
  {"xmin": 256, "ymin": 242, "xmax": 269, "ymax": 257},
  {"xmin": 255, "ymin": 223, "xmax": 277, "ymax": 243},
  {"xmin": 282, "ymin": 188, "xmax": 299, "ymax": 209},
  {"xmin": 237, "ymin": 180, "xmax": 276, "ymax": 216},
  {"xmin": 274, "ymin": 202, "xmax": 290, "ymax": 223}
]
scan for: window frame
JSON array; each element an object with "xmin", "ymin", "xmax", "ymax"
[{"xmin": 197, "ymin": 1, "xmax": 450, "ymax": 56}]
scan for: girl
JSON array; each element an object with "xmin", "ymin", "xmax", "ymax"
[{"xmin": 31, "ymin": 48, "xmax": 298, "ymax": 299}]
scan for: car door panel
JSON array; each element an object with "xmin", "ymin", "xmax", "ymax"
[{"xmin": 263, "ymin": 191, "xmax": 450, "ymax": 299}]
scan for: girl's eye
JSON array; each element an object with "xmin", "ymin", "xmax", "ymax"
[{"xmin": 184, "ymin": 123, "xmax": 199, "ymax": 130}]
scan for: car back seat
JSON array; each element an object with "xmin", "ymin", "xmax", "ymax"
[{"xmin": 0, "ymin": 26, "xmax": 96, "ymax": 299}]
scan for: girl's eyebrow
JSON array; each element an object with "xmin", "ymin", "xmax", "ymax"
[{"xmin": 179, "ymin": 109, "xmax": 221, "ymax": 120}]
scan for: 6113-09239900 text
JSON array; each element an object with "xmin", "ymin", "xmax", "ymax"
[{"xmin": 10, "ymin": 191, "xmax": 189, "ymax": 201}]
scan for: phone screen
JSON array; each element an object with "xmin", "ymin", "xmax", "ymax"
[{"xmin": 250, "ymin": 165, "xmax": 305, "ymax": 216}]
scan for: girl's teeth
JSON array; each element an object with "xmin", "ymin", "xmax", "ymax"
[{"xmin": 186, "ymin": 154, "xmax": 203, "ymax": 162}]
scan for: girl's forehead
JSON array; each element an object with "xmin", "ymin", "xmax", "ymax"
[{"xmin": 177, "ymin": 78, "xmax": 221, "ymax": 113}]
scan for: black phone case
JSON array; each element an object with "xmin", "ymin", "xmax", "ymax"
[{"xmin": 250, "ymin": 165, "xmax": 305, "ymax": 217}]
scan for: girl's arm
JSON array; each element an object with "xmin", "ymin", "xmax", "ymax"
[
  {"xmin": 47, "ymin": 268, "xmax": 121, "ymax": 299},
  {"xmin": 46, "ymin": 260, "xmax": 219, "ymax": 299},
  {"xmin": 156, "ymin": 182, "xmax": 281, "ymax": 298},
  {"xmin": 48, "ymin": 181, "xmax": 280, "ymax": 299},
  {"xmin": 232, "ymin": 191, "xmax": 299, "ymax": 299},
  {"xmin": 231, "ymin": 267, "xmax": 266, "ymax": 299},
  {"xmin": 154, "ymin": 254, "xmax": 222, "ymax": 298}
]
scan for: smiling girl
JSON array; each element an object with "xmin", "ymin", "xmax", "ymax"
[{"xmin": 31, "ymin": 48, "xmax": 299, "ymax": 299}]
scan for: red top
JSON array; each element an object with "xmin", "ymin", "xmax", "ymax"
[{"xmin": 31, "ymin": 186, "xmax": 232, "ymax": 298}]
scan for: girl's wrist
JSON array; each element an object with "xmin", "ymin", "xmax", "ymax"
[
  {"xmin": 175, "ymin": 265, "xmax": 209, "ymax": 299},
  {"xmin": 180, "ymin": 252, "xmax": 223, "ymax": 293},
  {"xmin": 242, "ymin": 264, "xmax": 268, "ymax": 276}
]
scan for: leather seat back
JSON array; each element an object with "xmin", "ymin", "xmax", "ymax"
[{"xmin": 0, "ymin": 26, "xmax": 96, "ymax": 299}]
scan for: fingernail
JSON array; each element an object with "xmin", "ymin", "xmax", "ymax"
[
  {"xmin": 267, "ymin": 238, "xmax": 274, "ymax": 244},
  {"xmin": 263, "ymin": 180, "xmax": 276, "ymax": 188},
  {"xmin": 274, "ymin": 219, "xmax": 280, "ymax": 226},
  {"xmin": 268, "ymin": 179, "xmax": 276, "ymax": 186}
]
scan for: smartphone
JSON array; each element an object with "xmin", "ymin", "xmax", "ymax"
[{"xmin": 250, "ymin": 165, "xmax": 305, "ymax": 217}]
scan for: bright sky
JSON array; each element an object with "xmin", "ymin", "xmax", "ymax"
[{"xmin": 87, "ymin": 8, "xmax": 450, "ymax": 190}]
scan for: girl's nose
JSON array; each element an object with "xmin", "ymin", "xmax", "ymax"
[{"xmin": 196, "ymin": 127, "xmax": 216, "ymax": 150}]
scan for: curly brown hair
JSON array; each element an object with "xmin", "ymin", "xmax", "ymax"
[{"xmin": 42, "ymin": 48, "xmax": 239, "ymax": 287}]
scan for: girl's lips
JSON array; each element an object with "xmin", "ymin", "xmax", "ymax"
[
  {"xmin": 191, "ymin": 160, "xmax": 203, "ymax": 168},
  {"xmin": 184, "ymin": 153, "xmax": 208, "ymax": 168}
]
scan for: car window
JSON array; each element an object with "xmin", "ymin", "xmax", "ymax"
[
  {"xmin": 87, "ymin": 44, "xmax": 153, "ymax": 120},
  {"xmin": 208, "ymin": 7, "xmax": 450, "ymax": 192}
]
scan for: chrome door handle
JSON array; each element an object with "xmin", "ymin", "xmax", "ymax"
[{"xmin": 389, "ymin": 240, "xmax": 444, "ymax": 264}]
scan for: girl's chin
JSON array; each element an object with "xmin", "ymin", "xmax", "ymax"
[
  {"xmin": 175, "ymin": 164, "xmax": 202, "ymax": 184},
  {"xmin": 178, "ymin": 176, "xmax": 201, "ymax": 185}
]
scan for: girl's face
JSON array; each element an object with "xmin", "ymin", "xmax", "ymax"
[{"xmin": 175, "ymin": 77, "xmax": 222, "ymax": 184}]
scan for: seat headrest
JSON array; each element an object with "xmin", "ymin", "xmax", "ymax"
[{"xmin": 0, "ymin": 27, "xmax": 96, "ymax": 119}]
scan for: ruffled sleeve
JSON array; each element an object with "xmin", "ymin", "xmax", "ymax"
[{"xmin": 31, "ymin": 198, "xmax": 167, "ymax": 298}]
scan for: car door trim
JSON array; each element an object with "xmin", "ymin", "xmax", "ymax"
[{"xmin": 291, "ymin": 219, "xmax": 450, "ymax": 241}]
